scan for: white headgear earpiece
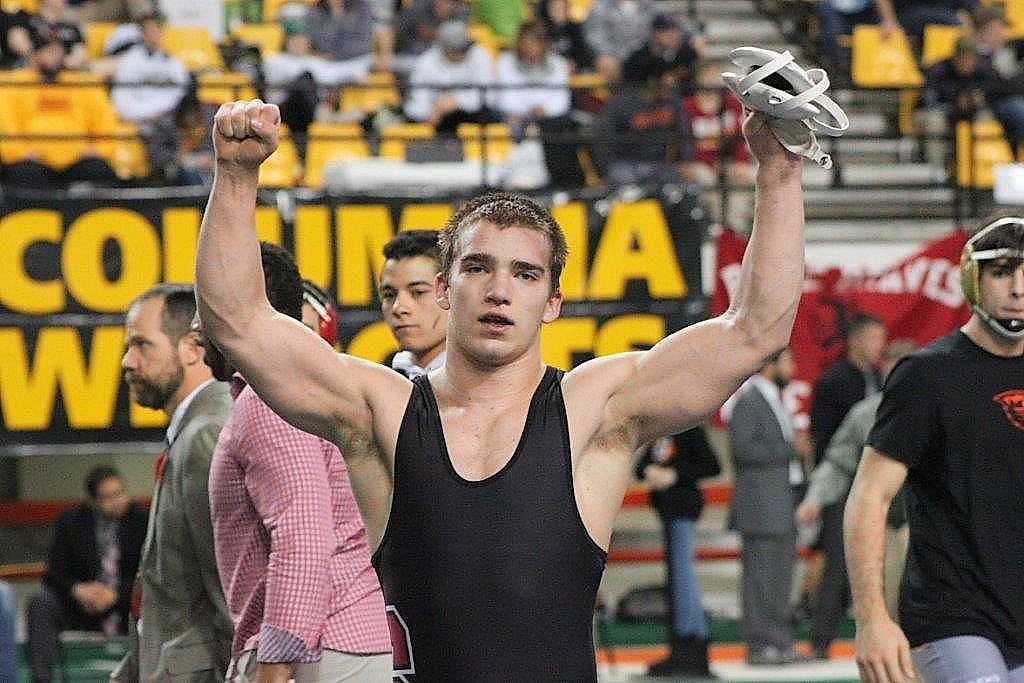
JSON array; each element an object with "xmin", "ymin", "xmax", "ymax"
[{"xmin": 722, "ymin": 47, "xmax": 849, "ymax": 168}]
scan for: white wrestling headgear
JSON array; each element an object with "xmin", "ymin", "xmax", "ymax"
[
  {"xmin": 722, "ymin": 47, "xmax": 849, "ymax": 169},
  {"xmin": 960, "ymin": 216, "xmax": 1024, "ymax": 340}
]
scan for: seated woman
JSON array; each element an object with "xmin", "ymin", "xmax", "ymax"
[
  {"xmin": 492, "ymin": 21, "xmax": 571, "ymax": 138},
  {"xmin": 307, "ymin": 0, "xmax": 376, "ymax": 82}
]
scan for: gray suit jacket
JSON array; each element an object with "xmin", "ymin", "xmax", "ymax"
[
  {"xmin": 113, "ymin": 381, "xmax": 234, "ymax": 682},
  {"xmin": 728, "ymin": 384, "xmax": 798, "ymax": 537}
]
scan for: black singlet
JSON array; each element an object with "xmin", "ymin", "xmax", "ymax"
[{"xmin": 372, "ymin": 367, "xmax": 607, "ymax": 681}]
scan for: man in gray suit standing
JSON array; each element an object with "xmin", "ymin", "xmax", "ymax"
[
  {"xmin": 112, "ymin": 283, "xmax": 234, "ymax": 682},
  {"xmin": 729, "ymin": 347, "xmax": 806, "ymax": 666}
]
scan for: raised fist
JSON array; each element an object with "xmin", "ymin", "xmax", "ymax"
[{"xmin": 212, "ymin": 99, "xmax": 281, "ymax": 169}]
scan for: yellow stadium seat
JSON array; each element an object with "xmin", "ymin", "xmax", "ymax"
[
  {"xmin": 567, "ymin": 0, "xmax": 593, "ymax": 22},
  {"xmin": 921, "ymin": 24, "xmax": 963, "ymax": 67},
  {"xmin": 307, "ymin": 121, "xmax": 363, "ymax": 139},
  {"xmin": 851, "ymin": 25, "xmax": 923, "ymax": 88},
  {"xmin": 468, "ymin": 22, "xmax": 503, "ymax": 58},
  {"xmin": 108, "ymin": 122, "xmax": 149, "ymax": 180},
  {"xmin": 1006, "ymin": 0, "xmax": 1024, "ymax": 38},
  {"xmin": 197, "ymin": 71, "xmax": 257, "ymax": 105},
  {"xmin": 0, "ymin": 0, "xmax": 37, "ymax": 11},
  {"xmin": 259, "ymin": 129, "xmax": 300, "ymax": 187},
  {"xmin": 379, "ymin": 122, "xmax": 436, "ymax": 160},
  {"xmin": 457, "ymin": 122, "xmax": 513, "ymax": 163},
  {"xmin": 339, "ymin": 71, "xmax": 402, "ymax": 115},
  {"xmin": 85, "ymin": 21, "xmax": 119, "ymax": 60},
  {"xmin": 956, "ymin": 119, "xmax": 1014, "ymax": 189},
  {"xmin": 162, "ymin": 26, "xmax": 224, "ymax": 72},
  {"xmin": 569, "ymin": 72, "xmax": 609, "ymax": 103},
  {"xmin": 232, "ymin": 22, "xmax": 284, "ymax": 56},
  {"xmin": 304, "ymin": 125, "xmax": 371, "ymax": 187},
  {"xmin": 263, "ymin": 0, "xmax": 314, "ymax": 21}
]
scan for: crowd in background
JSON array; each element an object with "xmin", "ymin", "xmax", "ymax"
[{"xmin": 0, "ymin": 0, "xmax": 762, "ymax": 196}]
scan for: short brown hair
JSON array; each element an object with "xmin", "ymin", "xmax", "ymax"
[{"xmin": 438, "ymin": 192, "xmax": 568, "ymax": 292}]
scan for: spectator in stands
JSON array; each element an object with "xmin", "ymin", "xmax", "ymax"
[
  {"xmin": 206, "ymin": 243, "xmax": 392, "ymax": 682},
  {"xmin": 682, "ymin": 59, "xmax": 754, "ymax": 228},
  {"xmin": 62, "ymin": 0, "xmax": 152, "ymax": 25},
  {"xmin": 308, "ymin": 0, "xmax": 376, "ymax": 78},
  {"xmin": 814, "ymin": 0, "xmax": 878, "ymax": 76},
  {"xmin": 796, "ymin": 339, "xmax": 917, "ymax": 637},
  {"xmin": 807, "ymin": 312, "xmax": 886, "ymax": 660},
  {"xmin": 111, "ymin": 12, "xmax": 189, "ymax": 184},
  {"xmin": 635, "ymin": 427, "xmax": 720, "ymax": 678},
  {"xmin": 971, "ymin": 7, "xmax": 1024, "ymax": 148},
  {"xmin": 1, "ymin": 7, "xmax": 33, "ymax": 67},
  {"xmin": 875, "ymin": 0, "xmax": 977, "ymax": 51},
  {"xmin": 20, "ymin": 0, "xmax": 87, "ymax": 70},
  {"xmin": 404, "ymin": 19, "xmax": 497, "ymax": 133},
  {"xmin": 729, "ymin": 348, "xmax": 808, "ymax": 666},
  {"xmin": 582, "ymin": 0, "xmax": 657, "ymax": 81},
  {"xmin": 0, "ymin": 580, "xmax": 14, "ymax": 683},
  {"xmin": 111, "ymin": 284, "xmax": 233, "ymax": 682},
  {"xmin": 593, "ymin": 59, "xmax": 693, "ymax": 186},
  {"xmin": 682, "ymin": 60, "xmax": 754, "ymax": 187},
  {"xmin": 974, "ymin": 6, "xmax": 1021, "ymax": 78},
  {"xmin": 917, "ymin": 35, "xmax": 989, "ymax": 137},
  {"xmin": 0, "ymin": 35, "xmax": 122, "ymax": 188},
  {"xmin": 492, "ymin": 20, "xmax": 571, "ymax": 138},
  {"xmin": 366, "ymin": 0, "xmax": 395, "ymax": 71},
  {"xmin": 25, "ymin": 465, "xmax": 147, "ymax": 683},
  {"xmin": 176, "ymin": 92, "xmax": 217, "ymax": 185},
  {"xmin": 622, "ymin": 12, "xmax": 700, "ymax": 89},
  {"xmin": 537, "ymin": 0, "xmax": 593, "ymax": 73},
  {"xmin": 393, "ymin": 0, "xmax": 469, "ymax": 72}
]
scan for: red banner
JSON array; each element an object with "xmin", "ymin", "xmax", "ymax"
[{"xmin": 712, "ymin": 229, "xmax": 972, "ymax": 426}]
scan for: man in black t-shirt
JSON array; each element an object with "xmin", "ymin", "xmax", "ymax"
[{"xmin": 845, "ymin": 214, "xmax": 1024, "ymax": 683}]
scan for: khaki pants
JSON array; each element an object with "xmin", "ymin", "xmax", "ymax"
[{"xmin": 232, "ymin": 649, "xmax": 391, "ymax": 682}]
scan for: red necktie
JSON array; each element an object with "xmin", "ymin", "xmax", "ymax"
[
  {"xmin": 153, "ymin": 448, "xmax": 167, "ymax": 484},
  {"xmin": 132, "ymin": 445, "xmax": 168, "ymax": 620}
]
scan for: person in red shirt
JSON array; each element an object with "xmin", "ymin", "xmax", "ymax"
[
  {"xmin": 681, "ymin": 60, "xmax": 756, "ymax": 229},
  {"xmin": 682, "ymin": 60, "xmax": 754, "ymax": 188}
]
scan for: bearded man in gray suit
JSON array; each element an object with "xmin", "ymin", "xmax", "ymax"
[
  {"xmin": 729, "ymin": 347, "xmax": 808, "ymax": 666},
  {"xmin": 112, "ymin": 283, "xmax": 233, "ymax": 682}
]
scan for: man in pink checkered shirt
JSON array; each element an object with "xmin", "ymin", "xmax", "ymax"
[{"xmin": 205, "ymin": 242, "xmax": 391, "ymax": 682}]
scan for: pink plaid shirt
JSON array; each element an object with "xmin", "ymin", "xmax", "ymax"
[{"xmin": 209, "ymin": 377, "xmax": 390, "ymax": 672}]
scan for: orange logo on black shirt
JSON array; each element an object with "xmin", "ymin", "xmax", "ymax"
[{"xmin": 993, "ymin": 390, "xmax": 1024, "ymax": 431}]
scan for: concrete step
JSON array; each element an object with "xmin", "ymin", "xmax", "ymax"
[
  {"xmin": 828, "ymin": 136, "xmax": 923, "ymax": 163},
  {"xmin": 843, "ymin": 111, "xmax": 892, "ymax": 137},
  {"xmin": 803, "ymin": 161, "xmax": 945, "ymax": 188},
  {"xmin": 704, "ymin": 40, "xmax": 793, "ymax": 61},
  {"xmin": 805, "ymin": 217, "xmax": 960, "ymax": 242},
  {"xmin": 803, "ymin": 186, "xmax": 957, "ymax": 219},
  {"xmin": 690, "ymin": 0, "xmax": 759, "ymax": 16},
  {"xmin": 702, "ymin": 17, "xmax": 783, "ymax": 44}
]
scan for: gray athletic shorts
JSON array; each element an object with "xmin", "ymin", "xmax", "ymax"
[{"xmin": 912, "ymin": 635, "xmax": 1024, "ymax": 683}]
